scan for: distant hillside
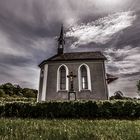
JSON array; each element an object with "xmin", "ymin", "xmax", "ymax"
[{"xmin": 0, "ymin": 83, "xmax": 37, "ymax": 98}]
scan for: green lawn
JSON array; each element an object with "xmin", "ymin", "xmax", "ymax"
[{"xmin": 0, "ymin": 119, "xmax": 140, "ymax": 140}]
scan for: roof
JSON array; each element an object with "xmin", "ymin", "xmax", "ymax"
[
  {"xmin": 39, "ymin": 51, "xmax": 107, "ymax": 67},
  {"xmin": 106, "ymin": 73, "xmax": 118, "ymax": 84}
]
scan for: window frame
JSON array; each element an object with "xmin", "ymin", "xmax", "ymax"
[
  {"xmin": 57, "ymin": 64, "xmax": 69, "ymax": 91},
  {"xmin": 81, "ymin": 65, "xmax": 88, "ymax": 89},
  {"xmin": 78, "ymin": 64, "xmax": 92, "ymax": 91},
  {"xmin": 59, "ymin": 66, "xmax": 66, "ymax": 90}
]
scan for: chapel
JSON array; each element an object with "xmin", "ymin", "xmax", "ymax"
[{"xmin": 37, "ymin": 25, "xmax": 117, "ymax": 101}]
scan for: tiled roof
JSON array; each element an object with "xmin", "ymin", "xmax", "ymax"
[{"xmin": 39, "ymin": 52, "xmax": 107, "ymax": 67}]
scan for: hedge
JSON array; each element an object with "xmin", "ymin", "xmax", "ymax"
[
  {"xmin": 0, "ymin": 97, "xmax": 36, "ymax": 103},
  {"xmin": 0, "ymin": 100, "xmax": 140, "ymax": 119}
]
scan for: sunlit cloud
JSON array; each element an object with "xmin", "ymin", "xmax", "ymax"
[
  {"xmin": 66, "ymin": 11, "xmax": 136, "ymax": 48},
  {"xmin": 105, "ymin": 46, "xmax": 140, "ymax": 76},
  {"xmin": 105, "ymin": 45, "xmax": 140, "ymax": 97},
  {"xmin": 94, "ymin": 0, "xmax": 129, "ymax": 9}
]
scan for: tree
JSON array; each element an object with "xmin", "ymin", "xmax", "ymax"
[
  {"xmin": 22, "ymin": 88, "xmax": 37, "ymax": 98},
  {"xmin": 2, "ymin": 83, "xmax": 14, "ymax": 96},
  {"xmin": 0, "ymin": 83, "xmax": 37, "ymax": 98},
  {"xmin": 137, "ymin": 80, "xmax": 140, "ymax": 94},
  {"xmin": 0, "ymin": 89, "xmax": 6, "ymax": 97},
  {"xmin": 110, "ymin": 91, "xmax": 124, "ymax": 100},
  {"xmin": 13, "ymin": 85, "xmax": 23, "ymax": 96}
]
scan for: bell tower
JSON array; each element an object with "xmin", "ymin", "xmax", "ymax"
[{"xmin": 58, "ymin": 24, "xmax": 65, "ymax": 55}]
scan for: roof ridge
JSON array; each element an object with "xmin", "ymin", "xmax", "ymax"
[{"xmin": 39, "ymin": 51, "xmax": 107, "ymax": 67}]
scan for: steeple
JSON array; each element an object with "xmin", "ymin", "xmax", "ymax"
[{"xmin": 58, "ymin": 24, "xmax": 65, "ymax": 55}]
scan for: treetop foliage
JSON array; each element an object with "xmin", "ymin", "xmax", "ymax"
[{"xmin": 0, "ymin": 83, "xmax": 37, "ymax": 98}]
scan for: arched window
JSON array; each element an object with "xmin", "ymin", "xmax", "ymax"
[
  {"xmin": 78, "ymin": 64, "xmax": 91, "ymax": 91},
  {"xmin": 81, "ymin": 65, "xmax": 88, "ymax": 89},
  {"xmin": 60, "ymin": 66, "xmax": 66, "ymax": 90},
  {"xmin": 57, "ymin": 65, "xmax": 69, "ymax": 91}
]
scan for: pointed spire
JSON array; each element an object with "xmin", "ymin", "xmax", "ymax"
[
  {"xmin": 60, "ymin": 24, "xmax": 64, "ymax": 39},
  {"xmin": 58, "ymin": 24, "xmax": 65, "ymax": 55}
]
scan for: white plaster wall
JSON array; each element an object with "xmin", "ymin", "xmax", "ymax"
[{"xmin": 41, "ymin": 64, "xmax": 48, "ymax": 101}]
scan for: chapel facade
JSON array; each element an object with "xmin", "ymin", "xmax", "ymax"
[{"xmin": 37, "ymin": 25, "xmax": 117, "ymax": 102}]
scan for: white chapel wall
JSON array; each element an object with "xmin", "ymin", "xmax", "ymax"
[{"xmin": 41, "ymin": 64, "xmax": 48, "ymax": 101}]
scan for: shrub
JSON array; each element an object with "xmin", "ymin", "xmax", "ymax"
[
  {"xmin": 0, "ymin": 100, "xmax": 140, "ymax": 119},
  {"xmin": 0, "ymin": 89, "xmax": 6, "ymax": 97}
]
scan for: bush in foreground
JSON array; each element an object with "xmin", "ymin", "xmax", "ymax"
[{"xmin": 0, "ymin": 100, "xmax": 140, "ymax": 119}]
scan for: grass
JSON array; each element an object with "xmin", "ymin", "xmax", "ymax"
[{"xmin": 0, "ymin": 119, "xmax": 140, "ymax": 140}]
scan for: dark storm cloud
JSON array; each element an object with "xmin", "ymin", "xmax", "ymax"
[
  {"xmin": 0, "ymin": 54, "xmax": 34, "ymax": 66},
  {"xmin": 0, "ymin": 6, "xmax": 58, "ymax": 47},
  {"xmin": 0, "ymin": 0, "xmax": 139, "ymax": 97},
  {"xmin": 122, "ymin": 72, "xmax": 140, "ymax": 78}
]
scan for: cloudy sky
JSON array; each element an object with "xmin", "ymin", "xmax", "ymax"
[{"xmin": 0, "ymin": 0, "xmax": 140, "ymax": 97}]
